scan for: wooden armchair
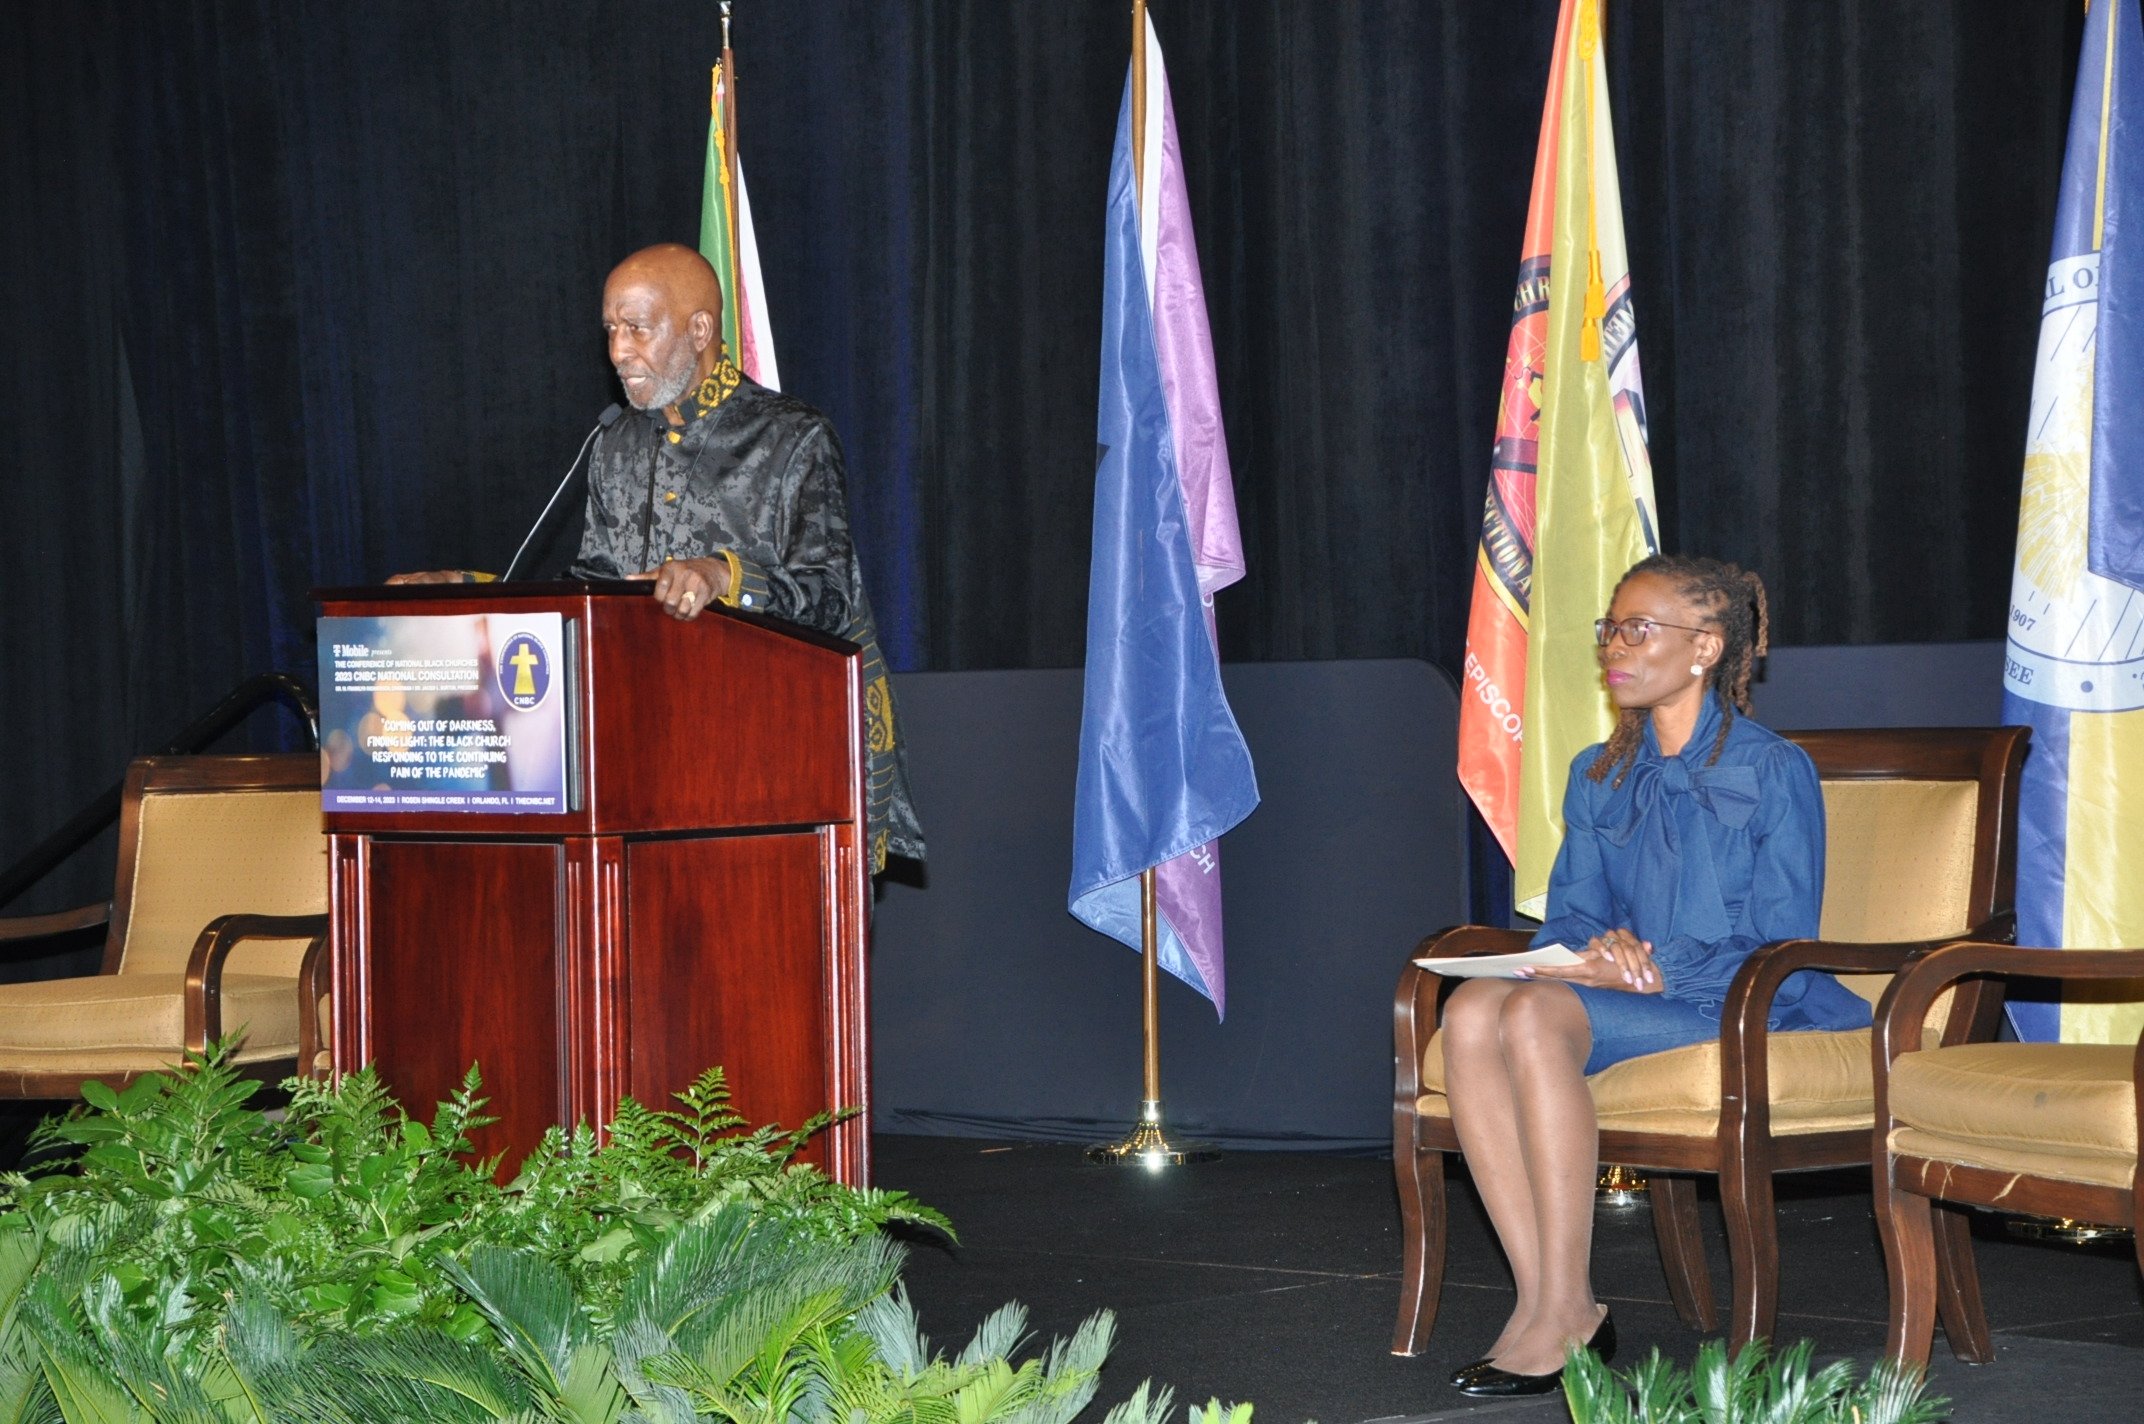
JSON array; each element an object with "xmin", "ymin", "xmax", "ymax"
[
  {"xmin": 0, "ymin": 754, "xmax": 327, "ymax": 1095},
  {"xmin": 1874, "ymin": 941, "xmax": 2144, "ymax": 1367},
  {"xmin": 1392, "ymin": 726, "xmax": 2027, "ymax": 1356}
]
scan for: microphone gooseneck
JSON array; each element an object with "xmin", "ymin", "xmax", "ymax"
[{"xmin": 502, "ymin": 403, "xmax": 623, "ymax": 582}]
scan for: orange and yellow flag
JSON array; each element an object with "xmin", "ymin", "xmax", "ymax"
[{"xmin": 1457, "ymin": 0, "xmax": 1659, "ymax": 916}]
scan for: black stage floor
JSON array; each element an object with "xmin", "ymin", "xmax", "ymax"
[{"xmin": 874, "ymin": 1136, "xmax": 2144, "ymax": 1424}]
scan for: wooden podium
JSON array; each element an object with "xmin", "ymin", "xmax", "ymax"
[{"xmin": 315, "ymin": 582, "xmax": 871, "ymax": 1185}]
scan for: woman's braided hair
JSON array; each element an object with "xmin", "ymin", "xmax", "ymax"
[{"xmin": 1586, "ymin": 554, "xmax": 1770, "ymax": 787}]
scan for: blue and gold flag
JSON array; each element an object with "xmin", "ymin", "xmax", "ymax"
[{"xmin": 2002, "ymin": 0, "xmax": 2144, "ymax": 1043}]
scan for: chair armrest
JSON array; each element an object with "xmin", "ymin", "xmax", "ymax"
[
  {"xmin": 1874, "ymin": 941, "xmax": 2144, "ymax": 1071},
  {"xmin": 1715, "ymin": 938, "xmax": 1915, "ymax": 1136},
  {"xmin": 295, "ymin": 933, "xmax": 334, "ymax": 1078},
  {"xmin": 0, "ymin": 901, "xmax": 112, "ymax": 945},
  {"xmin": 1714, "ymin": 913, "xmax": 2019, "ymax": 1138},
  {"xmin": 1394, "ymin": 926, "xmax": 1532, "ymax": 1115},
  {"xmin": 183, "ymin": 913, "xmax": 331, "ymax": 1054}
]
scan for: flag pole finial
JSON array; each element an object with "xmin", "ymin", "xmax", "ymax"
[{"xmin": 719, "ymin": 0, "xmax": 731, "ymax": 51}]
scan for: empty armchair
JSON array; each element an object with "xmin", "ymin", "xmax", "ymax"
[
  {"xmin": 0, "ymin": 754, "xmax": 327, "ymax": 1095},
  {"xmin": 1874, "ymin": 940, "xmax": 2144, "ymax": 1368}
]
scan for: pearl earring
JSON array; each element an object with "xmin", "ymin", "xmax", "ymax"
[{"xmin": 1690, "ymin": 662, "xmax": 1706, "ymax": 677}]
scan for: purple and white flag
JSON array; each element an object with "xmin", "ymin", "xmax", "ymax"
[{"xmin": 1070, "ymin": 14, "xmax": 1257, "ymax": 1017}]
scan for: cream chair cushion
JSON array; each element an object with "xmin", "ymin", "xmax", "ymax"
[
  {"xmin": 0, "ymin": 973, "xmax": 303, "ymax": 1069},
  {"xmin": 1888, "ymin": 1042, "xmax": 2139, "ymax": 1191}
]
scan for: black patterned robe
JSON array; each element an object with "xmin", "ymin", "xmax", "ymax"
[{"xmin": 571, "ymin": 362, "xmax": 924, "ymax": 871}]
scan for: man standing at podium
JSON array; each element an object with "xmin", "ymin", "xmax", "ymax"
[
  {"xmin": 581, "ymin": 243, "xmax": 922, "ymax": 874},
  {"xmin": 396, "ymin": 244, "xmax": 922, "ymax": 873}
]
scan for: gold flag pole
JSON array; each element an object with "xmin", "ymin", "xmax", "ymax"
[
  {"xmin": 1086, "ymin": 0, "xmax": 1216, "ymax": 1172},
  {"xmin": 2005, "ymin": 1215, "xmax": 2132, "ymax": 1245},
  {"xmin": 1596, "ymin": 1162, "xmax": 1648, "ymax": 1207},
  {"xmin": 1130, "ymin": 0, "xmax": 1146, "ymax": 195},
  {"xmin": 1577, "ymin": 0, "xmax": 1640, "ymax": 1207},
  {"xmin": 1087, "ymin": 868, "xmax": 1218, "ymax": 1167}
]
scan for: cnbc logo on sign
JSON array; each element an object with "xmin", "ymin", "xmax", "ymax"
[{"xmin": 497, "ymin": 632, "xmax": 553, "ymax": 711}]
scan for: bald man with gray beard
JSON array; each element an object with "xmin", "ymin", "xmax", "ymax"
[{"xmin": 571, "ymin": 243, "xmax": 923, "ymax": 872}]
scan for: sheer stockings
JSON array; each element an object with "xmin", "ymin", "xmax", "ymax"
[{"xmin": 1441, "ymin": 976, "xmax": 1609, "ymax": 1376}]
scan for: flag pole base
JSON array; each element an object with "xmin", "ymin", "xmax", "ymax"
[
  {"xmin": 2003, "ymin": 1214, "xmax": 2132, "ymax": 1245},
  {"xmin": 1086, "ymin": 1101, "xmax": 1219, "ymax": 1169},
  {"xmin": 1596, "ymin": 1163, "xmax": 1649, "ymax": 1208}
]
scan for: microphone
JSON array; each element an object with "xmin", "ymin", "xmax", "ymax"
[{"xmin": 501, "ymin": 404, "xmax": 624, "ymax": 582}]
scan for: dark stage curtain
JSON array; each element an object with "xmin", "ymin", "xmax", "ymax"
[{"xmin": 0, "ymin": 1, "xmax": 2082, "ymax": 910}]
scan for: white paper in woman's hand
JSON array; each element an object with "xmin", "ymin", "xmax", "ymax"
[{"xmin": 1411, "ymin": 944, "xmax": 1586, "ymax": 979}]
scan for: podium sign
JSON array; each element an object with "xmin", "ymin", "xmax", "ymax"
[{"xmin": 318, "ymin": 612, "xmax": 573, "ymax": 814}]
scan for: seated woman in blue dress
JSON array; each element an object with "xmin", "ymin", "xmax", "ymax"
[{"xmin": 1444, "ymin": 554, "xmax": 1872, "ymax": 1398}]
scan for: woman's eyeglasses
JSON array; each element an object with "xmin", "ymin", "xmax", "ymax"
[{"xmin": 1594, "ymin": 616, "xmax": 1710, "ymax": 647}]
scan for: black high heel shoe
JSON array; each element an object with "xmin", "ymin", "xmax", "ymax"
[
  {"xmin": 1445, "ymin": 1357, "xmax": 1493, "ymax": 1387},
  {"xmin": 1451, "ymin": 1310, "xmax": 1615, "ymax": 1398}
]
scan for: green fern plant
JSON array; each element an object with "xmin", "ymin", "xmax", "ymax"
[
  {"xmin": 0, "ymin": 1044, "xmax": 1227, "ymax": 1424},
  {"xmin": 485, "ymin": 1067, "xmax": 951, "ymax": 1325}
]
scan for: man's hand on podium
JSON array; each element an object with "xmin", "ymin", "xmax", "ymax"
[
  {"xmin": 637, "ymin": 557, "xmax": 730, "ymax": 621},
  {"xmin": 385, "ymin": 570, "xmax": 490, "ymax": 585}
]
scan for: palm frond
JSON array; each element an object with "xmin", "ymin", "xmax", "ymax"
[
  {"xmin": 608, "ymin": 1317, "xmax": 701, "ymax": 1424},
  {"xmin": 656, "ymin": 1286, "xmax": 853, "ymax": 1401},
  {"xmin": 626, "ymin": 1209, "xmax": 900, "ymax": 1362},
  {"xmin": 795, "ymin": 1322, "xmax": 881, "ymax": 1413},
  {"xmin": 1567, "ymin": 1337, "xmax": 1949, "ymax": 1424},
  {"xmin": 32, "ymin": 1357, "xmax": 135, "ymax": 1424},
  {"xmin": 1844, "ymin": 1359, "xmax": 1948, "ymax": 1424},
  {"xmin": 263, "ymin": 1327, "xmax": 537, "ymax": 1422},
  {"xmin": 1623, "ymin": 1346, "xmax": 1690, "ymax": 1424},
  {"xmin": 1748, "ymin": 1338, "xmax": 1822, "ymax": 1424},
  {"xmin": 0, "ymin": 1342, "xmax": 56, "ymax": 1424},
  {"xmin": 1689, "ymin": 1336, "xmax": 1765, "ymax": 1422},
  {"xmin": 221, "ymin": 1289, "xmax": 302, "ymax": 1374},
  {"xmin": 443, "ymin": 1247, "xmax": 628, "ymax": 1423},
  {"xmin": 1097, "ymin": 1380, "xmax": 1175, "ymax": 1424},
  {"xmin": 0, "ymin": 1235, "xmax": 40, "ymax": 1323},
  {"xmin": 616, "ymin": 1206, "xmax": 761, "ymax": 1340},
  {"xmin": 1561, "ymin": 1339, "xmax": 1633, "ymax": 1424},
  {"xmin": 955, "ymin": 1302, "xmax": 1028, "ymax": 1369},
  {"xmin": 0, "ymin": 1232, "xmax": 55, "ymax": 1424},
  {"xmin": 854, "ymin": 1284, "xmax": 931, "ymax": 1376},
  {"xmin": 1186, "ymin": 1402, "xmax": 1254, "ymax": 1424},
  {"xmin": 554, "ymin": 1342, "xmax": 629, "ymax": 1424},
  {"xmin": 942, "ymin": 1357, "xmax": 1037, "ymax": 1424},
  {"xmin": 997, "ymin": 1310, "xmax": 1114, "ymax": 1424},
  {"xmin": 446, "ymin": 1246, "xmax": 583, "ymax": 1383}
]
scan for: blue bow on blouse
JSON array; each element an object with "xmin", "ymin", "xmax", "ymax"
[{"xmin": 1597, "ymin": 757, "xmax": 1761, "ymax": 944}]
